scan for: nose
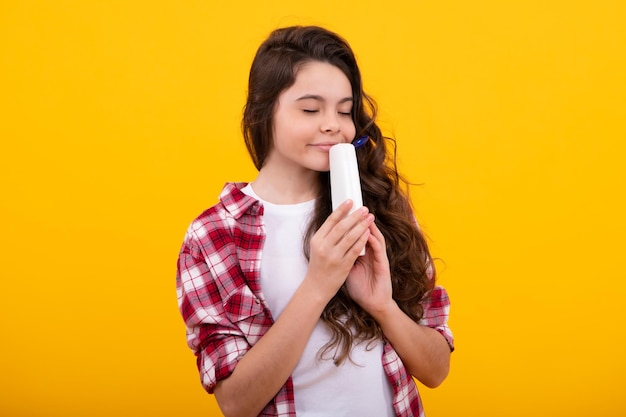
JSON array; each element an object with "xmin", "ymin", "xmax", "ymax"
[{"xmin": 320, "ymin": 112, "xmax": 340, "ymax": 134}]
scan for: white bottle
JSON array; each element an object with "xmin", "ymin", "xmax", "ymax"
[{"xmin": 329, "ymin": 143, "xmax": 366, "ymax": 256}]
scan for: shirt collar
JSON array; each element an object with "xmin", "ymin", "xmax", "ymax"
[{"xmin": 219, "ymin": 182, "xmax": 263, "ymax": 219}]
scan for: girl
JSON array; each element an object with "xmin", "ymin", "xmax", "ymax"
[{"xmin": 176, "ymin": 26, "xmax": 454, "ymax": 417}]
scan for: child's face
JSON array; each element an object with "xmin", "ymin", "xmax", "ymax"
[{"xmin": 267, "ymin": 61, "xmax": 356, "ymax": 175}]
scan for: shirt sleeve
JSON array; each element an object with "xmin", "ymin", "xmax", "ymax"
[
  {"xmin": 176, "ymin": 230, "xmax": 259, "ymax": 393},
  {"xmin": 419, "ymin": 285, "xmax": 455, "ymax": 351}
]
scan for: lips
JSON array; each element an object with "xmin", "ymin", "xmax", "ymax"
[{"xmin": 310, "ymin": 142, "xmax": 339, "ymax": 151}]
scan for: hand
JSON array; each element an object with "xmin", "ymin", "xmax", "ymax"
[
  {"xmin": 345, "ymin": 221, "xmax": 395, "ymax": 317},
  {"xmin": 306, "ymin": 200, "xmax": 374, "ymax": 302}
]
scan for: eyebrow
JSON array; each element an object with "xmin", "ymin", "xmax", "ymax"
[{"xmin": 295, "ymin": 94, "xmax": 353, "ymax": 104}]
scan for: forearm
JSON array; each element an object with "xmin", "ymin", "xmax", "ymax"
[
  {"xmin": 373, "ymin": 302, "xmax": 451, "ymax": 388},
  {"xmin": 214, "ymin": 278, "xmax": 328, "ymax": 417}
]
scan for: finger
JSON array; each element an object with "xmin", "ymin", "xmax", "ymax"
[
  {"xmin": 368, "ymin": 221, "xmax": 386, "ymax": 247},
  {"xmin": 321, "ymin": 205, "xmax": 370, "ymax": 246},
  {"xmin": 346, "ymin": 227, "xmax": 371, "ymax": 259},
  {"xmin": 335, "ymin": 212, "xmax": 374, "ymax": 256},
  {"xmin": 316, "ymin": 199, "xmax": 354, "ymax": 238},
  {"xmin": 366, "ymin": 222, "xmax": 389, "ymax": 262}
]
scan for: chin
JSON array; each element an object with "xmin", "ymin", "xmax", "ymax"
[
  {"xmin": 304, "ymin": 158, "xmax": 330, "ymax": 173},
  {"xmin": 313, "ymin": 163, "xmax": 330, "ymax": 173}
]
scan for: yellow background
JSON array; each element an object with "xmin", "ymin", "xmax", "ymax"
[{"xmin": 1, "ymin": 1, "xmax": 625, "ymax": 416}]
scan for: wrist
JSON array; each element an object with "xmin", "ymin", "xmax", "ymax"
[
  {"xmin": 369, "ymin": 299, "xmax": 401, "ymax": 324},
  {"xmin": 298, "ymin": 275, "xmax": 334, "ymax": 310}
]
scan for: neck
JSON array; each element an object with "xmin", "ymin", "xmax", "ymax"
[{"xmin": 251, "ymin": 166, "xmax": 319, "ymax": 204}]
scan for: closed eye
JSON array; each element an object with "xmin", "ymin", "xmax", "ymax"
[{"xmin": 303, "ymin": 109, "xmax": 318, "ymax": 113}]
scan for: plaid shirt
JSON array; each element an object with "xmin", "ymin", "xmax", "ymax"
[{"xmin": 177, "ymin": 182, "xmax": 454, "ymax": 417}]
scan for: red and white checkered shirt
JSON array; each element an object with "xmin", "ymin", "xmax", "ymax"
[{"xmin": 177, "ymin": 182, "xmax": 454, "ymax": 417}]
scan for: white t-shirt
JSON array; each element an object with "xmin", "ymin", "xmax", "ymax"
[{"xmin": 242, "ymin": 184, "xmax": 394, "ymax": 417}]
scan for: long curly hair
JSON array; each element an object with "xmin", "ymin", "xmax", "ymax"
[{"xmin": 242, "ymin": 26, "xmax": 435, "ymax": 365}]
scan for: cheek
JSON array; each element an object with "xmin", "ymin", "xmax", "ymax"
[
  {"xmin": 346, "ymin": 120, "xmax": 357, "ymax": 138},
  {"xmin": 274, "ymin": 111, "xmax": 310, "ymax": 138},
  {"xmin": 272, "ymin": 117, "xmax": 293, "ymax": 143},
  {"xmin": 272, "ymin": 119, "xmax": 309, "ymax": 151}
]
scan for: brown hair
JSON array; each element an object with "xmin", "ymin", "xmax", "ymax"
[{"xmin": 243, "ymin": 26, "xmax": 435, "ymax": 364}]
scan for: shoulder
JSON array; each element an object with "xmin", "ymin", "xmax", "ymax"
[{"xmin": 182, "ymin": 182, "xmax": 262, "ymax": 254}]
